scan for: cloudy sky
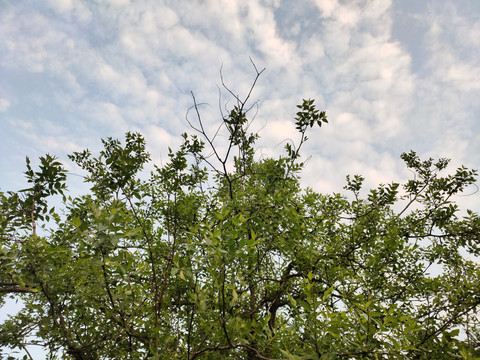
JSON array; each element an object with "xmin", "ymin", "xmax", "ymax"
[
  {"xmin": 1, "ymin": 0, "xmax": 480, "ymax": 203},
  {"xmin": 1, "ymin": 0, "xmax": 480, "ymax": 357}
]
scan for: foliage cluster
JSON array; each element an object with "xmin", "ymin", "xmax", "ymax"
[{"xmin": 1, "ymin": 70, "xmax": 480, "ymax": 359}]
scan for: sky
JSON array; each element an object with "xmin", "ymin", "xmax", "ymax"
[
  {"xmin": 1, "ymin": 0, "xmax": 480, "ymax": 356},
  {"xmin": 1, "ymin": 0, "xmax": 480, "ymax": 199}
]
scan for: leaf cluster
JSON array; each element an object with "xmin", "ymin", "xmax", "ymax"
[{"xmin": 1, "ymin": 70, "xmax": 480, "ymax": 360}]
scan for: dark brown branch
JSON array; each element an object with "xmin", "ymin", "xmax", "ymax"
[{"xmin": 0, "ymin": 282, "xmax": 36, "ymax": 293}]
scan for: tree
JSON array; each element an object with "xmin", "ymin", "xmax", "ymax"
[{"xmin": 1, "ymin": 67, "xmax": 480, "ymax": 360}]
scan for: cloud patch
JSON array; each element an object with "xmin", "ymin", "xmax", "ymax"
[{"xmin": 0, "ymin": 0, "xmax": 479, "ymax": 205}]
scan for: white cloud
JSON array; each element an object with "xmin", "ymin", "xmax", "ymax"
[
  {"xmin": 140, "ymin": 6, "xmax": 179, "ymax": 31},
  {"xmin": 47, "ymin": 0, "xmax": 75, "ymax": 12},
  {"xmin": 0, "ymin": 98, "xmax": 11, "ymax": 112},
  {"xmin": 106, "ymin": 0, "xmax": 130, "ymax": 6},
  {"xmin": 335, "ymin": 112, "xmax": 372, "ymax": 142},
  {"xmin": 422, "ymin": 4, "xmax": 480, "ymax": 94},
  {"xmin": 46, "ymin": 0, "xmax": 92, "ymax": 23},
  {"xmin": 312, "ymin": 0, "xmax": 339, "ymax": 18},
  {"xmin": 143, "ymin": 125, "xmax": 180, "ymax": 165},
  {"xmin": 304, "ymin": 0, "xmax": 416, "ymax": 153},
  {"xmin": 89, "ymin": 101, "xmax": 127, "ymax": 131},
  {"xmin": 400, "ymin": 2, "xmax": 480, "ymax": 172},
  {"xmin": 9, "ymin": 118, "xmax": 34, "ymax": 132},
  {"xmin": 0, "ymin": 8, "xmax": 86, "ymax": 76}
]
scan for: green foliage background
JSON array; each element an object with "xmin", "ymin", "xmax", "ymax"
[{"xmin": 1, "ymin": 72, "xmax": 480, "ymax": 359}]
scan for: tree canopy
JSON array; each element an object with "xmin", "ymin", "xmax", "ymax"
[{"xmin": 1, "ymin": 70, "xmax": 480, "ymax": 360}]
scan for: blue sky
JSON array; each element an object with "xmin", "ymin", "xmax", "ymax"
[{"xmin": 1, "ymin": 0, "xmax": 480, "ymax": 356}]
